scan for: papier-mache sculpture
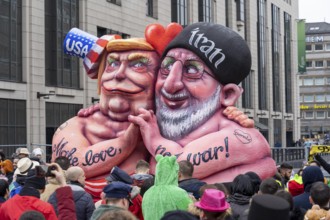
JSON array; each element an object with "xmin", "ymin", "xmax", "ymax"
[{"xmin": 52, "ymin": 22, "xmax": 276, "ymax": 199}]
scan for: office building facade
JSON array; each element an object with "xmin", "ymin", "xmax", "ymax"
[
  {"xmin": 299, "ymin": 22, "xmax": 330, "ymax": 141},
  {"xmin": 0, "ymin": 0, "xmax": 299, "ymax": 160}
]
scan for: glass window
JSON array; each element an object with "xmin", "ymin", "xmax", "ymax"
[
  {"xmin": 258, "ymin": 0, "xmax": 267, "ymax": 111},
  {"xmin": 0, "ymin": 99, "xmax": 26, "ymax": 148},
  {"xmin": 316, "ymin": 111, "xmax": 325, "ymax": 118},
  {"xmin": 198, "ymin": 0, "xmax": 212, "ymax": 22},
  {"xmin": 171, "ymin": 0, "xmax": 188, "ymax": 26},
  {"xmin": 284, "ymin": 12, "xmax": 292, "ymax": 113},
  {"xmin": 96, "ymin": 26, "xmax": 131, "ymax": 39},
  {"xmin": 327, "ymin": 60, "xmax": 330, "ymax": 67},
  {"xmin": 305, "ymin": 111, "xmax": 314, "ymax": 119},
  {"xmin": 236, "ymin": 0, "xmax": 244, "ymax": 21},
  {"xmin": 327, "ymin": 78, "xmax": 330, "ymax": 84},
  {"xmin": 315, "ymin": 78, "xmax": 325, "ymax": 85},
  {"xmin": 306, "ymin": 44, "xmax": 312, "ymax": 51},
  {"xmin": 328, "ymin": 111, "xmax": 330, "ymax": 118},
  {"xmin": 272, "ymin": 4, "xmax": 280, "ymax": 112},
  {"xmin": 304, "ymin": 95, "xmax": 314, "ymax": 102},
  {"xmin": 0, "ymin": 0, "xmax": 22, "ymax": 82},
  {"xmin": 326, "ymin": 94, "xmax": 330, "ymax": 101},
  {"xmin": 326, "ymin": 43, "xmax": 330, "ymax": 51},
  {"xmin": 299, "ymin": 79, "xmax": 303, "ymax": 86},
  {"xmin": 147, "ymin": 0, "xmax": 158, "ymax": 18},
  {"xmin": 242, "ymin": 70, "xmax": 252, "ymax": 108},
  {"xmin": 45, "ymin": 0, "xmax": 80, "ymax": 89},
  {"xmin": 315, "ymin": 44, "xmax": 323, "ymax": 50},
  {"xmin": 304, "ymin": 78, "xmax": 313, "ymax": 86},
  {"xmin": 306, "ymin": 61, "xmax": 312, "ymax": 68},
  {"xmin": 315, "ymin": 60, "xmax": 323, "ymax": 67},
  {"xmin": 315, "ymin": 94, "xmax": 325, "ymax": 102},
  {"xmin": 46, "ymin": 102, "xmax": 82, "ymax": 162},
  {"xmin": 273, "ymin": 119, "xmax": 282, "ymax": 147},
  {"xmin": 299, "ymin": 95, "xmax": 303, "ymax": 102}
]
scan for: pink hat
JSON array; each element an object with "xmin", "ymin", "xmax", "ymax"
[{"xmin": 195, "ymin": 189, "xmax": 230, "ymax": 212}]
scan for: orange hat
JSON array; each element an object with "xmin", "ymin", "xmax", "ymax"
[{"xmin": 0, "ymin": 159, "xmax": 14, "ymax": 174}]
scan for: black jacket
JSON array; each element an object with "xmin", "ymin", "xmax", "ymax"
[
  {"xmin": 48, "ymin": 183, "xmax": 95, "ymax": 220},
  {"xmin": 179, "ymin": 178, "xmax": 206, "ymax": 199}
]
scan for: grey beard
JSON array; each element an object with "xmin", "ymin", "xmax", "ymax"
[{"xmin": 156, "ymin": 85, "xmax": 221, "ymax": 141}]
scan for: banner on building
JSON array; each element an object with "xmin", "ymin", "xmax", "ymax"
[
  {"xmin": 297, "ymin": 19, "xmax": 306, "ymax": 73},
  {"xmin": 308, "ymin": 145, "xmax": 330, "ymax": 161}
]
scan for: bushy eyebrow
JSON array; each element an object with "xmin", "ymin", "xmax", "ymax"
[
  {"xmin": 108, "ymin": 53, "xmax": 119, "ymax": 60},
  {"xmin": 128, "ymin": 53, "xmax": 150, "ymax": 61},
  {"xmin": 166, "ymin": 52, "xmax": 199, "ymax": 61}
]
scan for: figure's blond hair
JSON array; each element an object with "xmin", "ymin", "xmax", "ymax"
[{"xmin": 97, "ymin": 38, "xmax": 155, "ymax": 94}]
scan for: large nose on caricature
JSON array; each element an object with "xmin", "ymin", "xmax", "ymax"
[
  {"xmin": 163, "ymin": 62, "xmax": 184, "ymax": 94},
  {"xmin": 114, "ymin": 63, "xmax": 127, "ymax": 81}
]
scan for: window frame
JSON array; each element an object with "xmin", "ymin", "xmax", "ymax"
[
  {"xmin": 236, "ymin": 0, "xmax": 245, "ymax": 22},
  {"xmin": 305, "ymin": 111, "xmax": 314, "ymax": 119},
  {"xmin": 314, "ymin": 43, "xmax": 323, "ymax": 51},
  {"xmin": 198, "ymin": 0, "xmax": 212, "ymax": 22},
  {"xmin": 306, "ymin": 61, "xmax": 312, "ymax": 68},
  {"xmin": 0, "ymin": 0, "xmax": 22, "ymax": 82},
  {"xmin": 316, "ymin": 111, "xmax": 325, "ymax": 119},
  {"xmin": 314, "ymin": 78, "xmax": 325, "ymax": 85},
  {"xmin": 303, "ymin": 95, "xmax": 314, "ymax": 102},
  {"xmin": 171, "ymin": 0, "xmax": 188, "ymax": 26},
  {"xmin": 315, "ymin": 60, "xmax": 324, "ymax": 68},
  {"xmin": 0, "ymin": 99, "xmax": 26, "ymax": 145},
  {"xmin": 326, "ymin": 43, "xmax": 330, "ymax": 51},
  {"xmin": 303, "ymin": 78, "xmax": 313, "ymax": 86},
  {"xmin": 146, "ymin": 0, "xmax": 158, "ymax": 19},
  {"xmin": 315, "ymin": 94, "xmax": 325, "ymax": 102},
  {"xmin": 45, "ymin": 0, "xmax": 80, "ymax": 89}
]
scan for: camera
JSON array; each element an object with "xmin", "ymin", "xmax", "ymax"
[{"xmin": 45, "ymin": 165, "xmax": 57, "ymax": 177}]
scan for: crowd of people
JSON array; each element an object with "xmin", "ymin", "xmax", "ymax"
[
  {"xmin": 1, "ymin": 148, "xmax": 330, "ymax": 220},
  {"xmin": 1, "ymin": 20, "xmax": 329, "ymax": 219}
]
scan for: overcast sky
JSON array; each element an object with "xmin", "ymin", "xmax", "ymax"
[{"xmin": 299, "ymin": 0, "xmax": 330, "ymax": 23}]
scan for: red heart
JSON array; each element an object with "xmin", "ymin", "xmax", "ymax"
[{"xmin": 145, "ymin": 23, "xmax": 183, "ymax": 56}]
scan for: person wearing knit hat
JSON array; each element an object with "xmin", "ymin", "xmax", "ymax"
[
  {"xmin": 0, "ymin": 166, "xmax": 57, "ymax": 220},
  {"xmin": 128, "ymin": 22, "xmax": 277, "ymax": 184},
  {"xmin": 20, "ymin": 166, "xmax": 47, "ymax": 197},
  {"xmin": 142, "ymin": 155, "xmax": 192, "ymax": 220},
  {"xmin": 293, "ymin": 166, "xmax": 324, "ymax": 210},
  {"xmin": 247, "ymin": 194, "xmax": 290, "ymax": 220},
  {"xmin": 32, "ymin": 148, "xmax": 44, "ymax": 158},
  {"xmin": 288, "ymin": 168, "xmax": 304, "ymax": 197}
]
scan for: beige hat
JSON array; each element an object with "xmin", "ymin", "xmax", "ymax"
[
  {"xmin": 15, "ymin": 158, "xmax": 34, "ymax": 175},
  {"xmin": 18, "ymin": 148, "xmax": 30, "ymax": 155}
]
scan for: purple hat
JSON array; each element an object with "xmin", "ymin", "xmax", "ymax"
[{"xmin": 195, "ymin": 189, "xmax": 230, "ymax": 212}]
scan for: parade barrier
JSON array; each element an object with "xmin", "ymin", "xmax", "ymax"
[{"xmin": 271, "ymin": 147, "xmax": 305, "ymax": 168}]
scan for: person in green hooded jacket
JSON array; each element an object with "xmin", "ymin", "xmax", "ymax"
[{"xmin": 142, "ymin": 155, "xmax": 192, "ymax": 220}]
